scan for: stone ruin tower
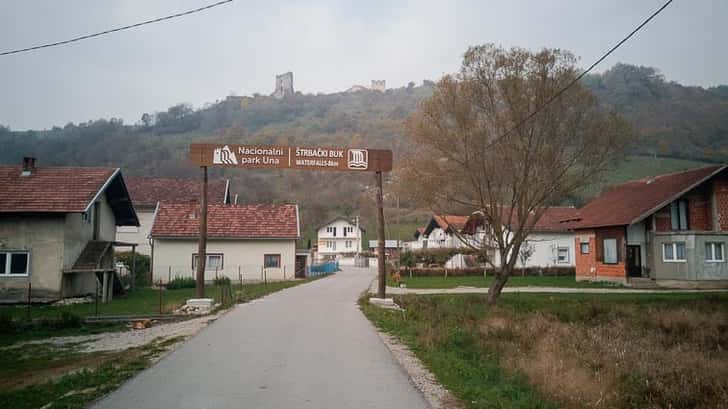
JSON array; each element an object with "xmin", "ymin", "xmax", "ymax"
[
  {"xmin": 370, "ymin": 80, "xmax": 386, "ymax": 92},
  {"xmin": 272, "ymin": 72, "xmax": 294, "ymax": 99}
]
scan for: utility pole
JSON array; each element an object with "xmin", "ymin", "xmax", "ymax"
[
  {"xmin": 375, "ymin": 171, "xmax": 386, "ymax": 298},
  {"xmin": 195, "ymin": 166, "xmax": 208, "ymax": 298}
]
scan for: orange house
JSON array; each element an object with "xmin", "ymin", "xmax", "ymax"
[{"xmin": 567, "ymin": 165, "xmax": 728, "ymax": 287}]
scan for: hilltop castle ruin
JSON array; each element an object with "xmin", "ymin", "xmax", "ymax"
[{"xmin": 272, "ymin": 72, "xmax": 294, "ymax": 99}]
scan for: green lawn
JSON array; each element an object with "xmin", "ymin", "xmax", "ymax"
[
  {"xmin": 388, "ymin": 275, "xmax": 623, "ymax": 289},
  {"xmin": 361, "ymin": 292, "xmax": 728, "ymax": 409},
  {"xmin": 0, "ymin": 280, "xmax": 308, "ymax": 321}
]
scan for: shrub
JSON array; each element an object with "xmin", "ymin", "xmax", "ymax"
[
  {"xmin": 116, "ymin": 251, "xmax": 151, "ymax": 286},
  {"xmin": 398, "ymin": 266, "xmax": 575, "ymax": 277},
  {"xmin": 213, "ymin": 276, "xmax": 231, "ymax": 286},
  {"xmin": 165, "ymin": 276, "xmax": 196, "ymax": 290},
  {"xmin": 0, "ymin": 312, "xmax": 15, "ymax": 332}
]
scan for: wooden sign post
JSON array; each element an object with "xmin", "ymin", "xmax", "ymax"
[{"xmin": 189, "ymin": 143, "xmax": 393, "ymax": 298}]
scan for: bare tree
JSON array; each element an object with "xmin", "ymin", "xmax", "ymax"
[
  {"xmin": 518, "ymin": 241, "xmax": 535, "ymax": 274},
  {"xmin": 400, "ymin": 44, "xmax": 632, "ymax": 304}
]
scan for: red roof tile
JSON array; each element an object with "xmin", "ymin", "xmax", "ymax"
[
  {"xmin": 0, "ymin": 165, "xmax": 118, "ymax": 213},
  {"xmin": 151, "ymin": 203, "xmax": 299, "ymax": 239},
  {"xmin": 432, "ymin": 215, "xmax": 469, "ymax": 231},
  {"xmin": 125, "ymin": 177, "xmax": 228, "ymax": 207},
  {"xmin": 570, "ymin": 165, "xmax": 726, "ymax": 229},
  {"xmin": 462, "ymin": 206, "xmax": 579, "ymax": 234}
]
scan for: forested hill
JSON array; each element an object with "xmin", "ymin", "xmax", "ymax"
[
  {"xmin": 583, "ymin": 64, "xmax": 728, "ymax": 162},
  {"xmin": 0, "ymin": 63, "xmax": 726, "ymax": 228}
]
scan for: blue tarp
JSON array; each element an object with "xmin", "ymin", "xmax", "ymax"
[{"xmin": 309, "ymin": 261, "xmax": 339, "ymax": 276}]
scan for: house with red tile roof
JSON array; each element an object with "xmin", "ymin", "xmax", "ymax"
[
  {"xmin": 568, "ymin": 165, "xmax": 728, "ymax": 287},
  {"xmin": 150, "ymin": 203, "xmax": 301, "ymax": 282},
  {"xmin": 117, "ymin": 176, "xmax": 230, "ymax": 255},
  {"xmin": 461, "ymin": 206, "xmax": 579, "ymax": 268},
  {"xmin": 421, "ymin": 214, "xmax": 471, "ymax": 249},
  {"xmin": 0, "ymin": 157, "xmax": 138, "ymax": 302}
]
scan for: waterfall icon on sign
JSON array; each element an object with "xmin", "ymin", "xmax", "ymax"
[
  {"xmin": 347, "ymin": 149, "xmax": 368, "ymax": 170},
  {"xmin": 213, "ymin": 145, "xmax": 238, "ymax": 165}
]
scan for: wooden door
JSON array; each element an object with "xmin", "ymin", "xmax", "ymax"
[{"xmin": 626, "ymin": 245, "xmax": 642, "ymax": 277}]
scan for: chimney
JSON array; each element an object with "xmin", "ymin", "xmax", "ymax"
[{"xmin": 21, "ymin": 157, "xmax": 36, "ymax": 176}]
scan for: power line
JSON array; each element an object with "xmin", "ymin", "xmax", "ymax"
[
  {"xmin": 0, "ymin": 0, "xmax": 234, "ymax": 56},
  {"xmin": 491, "ymin": 0, "xmax": 673, "ymax": 144}
]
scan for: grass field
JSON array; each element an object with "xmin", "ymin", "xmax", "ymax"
[
  {"xmin": 578, "ymin": 155, "xmax": 709, "ymax": 202},
  {"xmin": 362, "ymin": 292, "xmax": 728, "ymax": 409},
  {"xmin": 387, "ymin": 275, "xmax": 622, "ymax": 289}
]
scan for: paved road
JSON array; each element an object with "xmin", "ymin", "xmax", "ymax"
[{"xmin": 92, "ymin": 267, "xmax": 428, "ymax": 409}]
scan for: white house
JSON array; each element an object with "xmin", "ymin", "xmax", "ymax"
[
  {"xmin": 117, "ymin": 177, "xmax": 230, "ymax": 255},
  {"xmin": 316, "ymin": 217, "xmax": 364, "ymax": 259},
  {"xmin": 0, "ymin": 158, "xmax": 139, "ymax": 302},
  {"xmin": 462, "ymin": 207, "xmax": 577, "ymax": 268},
  {"xmin": 151, "ymin": 203, "xmax": 301, "ymax": 282},
  {"xmin": 421, "ymin": 215, "xmax": 471, "ymax": 249}
]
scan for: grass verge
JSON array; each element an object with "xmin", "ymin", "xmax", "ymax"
[
  {"xmin": 361, "ymin": 292, "xmax": 728, "ymax": 409},
  {"xmin": 387, "ymin": 275, "xmax": 622, "ymax": 289},
  {"xmin": 0, "ymin": 337, "xmax": 180, "ymax": 409}
]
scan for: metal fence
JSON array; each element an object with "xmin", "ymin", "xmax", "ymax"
[{"xmin": 154, "ymin": 264, "xmax": 298, "ymax": 284}]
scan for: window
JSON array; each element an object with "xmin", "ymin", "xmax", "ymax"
[
  {"xmin": 603, "ymin": 239, "xmax": 618, "ymax": 264},
  {"xmin": 264, "ymin": 254, "xmax": 281, "ymax": 268},
  {"xmin": 345, "ymin": 240, "xmax": 352, "ymax": 249},
  {"xmin": 0, "ymin": 252, "xmax": 30, "ymax": 276},
  {"xmin": 705, "ymin": 242, "xmax": 724, "ymax": 262},
  {"xmin": 557, "ymin": 247, "xmax": 570, "ymax": 264},
  {"xmin": 422, "ymin": 240, "xmax": 428, "ymax": 249},
  {"xmin": 670, "ymin": 200, "xmax": 689, "ymax": 230},
  {"xmin": 82, "ymin": 208, "xmax": 92, "ymax": 224},
  {"xmin": 580, "ymin": 242, "xmax": 590, "ymax": 254},
  {"xmin": 663, "ymin": 242, "xmax": 687, "ymax": 262},
  {"xmin": 192, "ymin": 254, "xmax": 224, "ymax": 271}
]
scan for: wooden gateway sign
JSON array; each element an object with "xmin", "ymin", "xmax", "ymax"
[
  {"xmin": 189, "ymin": 143, "xmax": 392, "ymax": 172},
  {"xmin": 189, "ymin": 142, "xmax": 392, "ymax": 301}
]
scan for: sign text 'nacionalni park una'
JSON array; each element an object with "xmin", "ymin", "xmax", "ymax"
[{"xmin": 189, "ymin": 144, "xmax": 392, "ymax": 172}]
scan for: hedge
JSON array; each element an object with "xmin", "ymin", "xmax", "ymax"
[
  {"xmin": 400, "ymin": 248, "xmax": 484, "ymax": 267},
  {"xmin": 397, "ymin": 266, "xmax": 575, "ymax": 277}
]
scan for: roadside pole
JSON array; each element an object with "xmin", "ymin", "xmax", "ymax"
[
  {"xmin": 376, "ymin": 171, "xmax": 386, "ymax": 298},
  {"xmin": 195, "ymin": 166, "xmax": 208, "ymax": 298}
]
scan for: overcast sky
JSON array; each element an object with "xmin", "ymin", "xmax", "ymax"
[{"xmin": 1, "ymin": 0, "xmax": 726, "ymax": 130}]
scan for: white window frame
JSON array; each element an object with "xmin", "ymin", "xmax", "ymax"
[
  {"xmin": 345, "ymin": 240, "xmax": 352, "ymax": 249},
  {"xmin": 0, "ymin": 251, "xmax": 31, "ymax": 277},
  {"xmin": 580, "ymin": 242, "xmax": 590, "ymax": 254},
  {"xmin": 705, "ymin": 242, "xmax": 725, "ymax": 263},
  {"xmin": 662, "ymin": 242, "xmax": 687, "ymax": 262},
  {"xmin": 557, "ymin": 247, "xmax": 570, "ymax": 264},
  {"xmin": 192, "ymin": 253, "xmax": 224, "ymax": 271}
]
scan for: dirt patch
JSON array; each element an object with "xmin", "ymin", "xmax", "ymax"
[{"xmin": 17, "ymin": 311, "xmax": 221, "ymax": 353}]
